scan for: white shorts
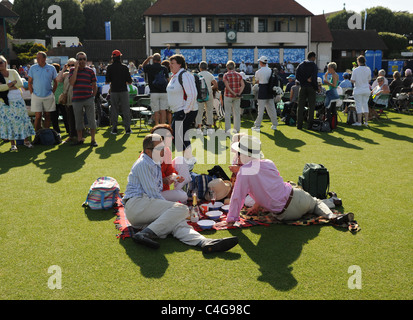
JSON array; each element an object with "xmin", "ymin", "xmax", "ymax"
[
  {"xmin": 31, "ymin": 93, "xmax": 56, "ymax": 112},
  {"xmin": 150, "ymin": 93, "xmax": 168, "ymax": 112}
]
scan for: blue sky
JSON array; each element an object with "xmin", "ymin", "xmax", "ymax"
[{"xmin": 295, "ymin": 0, "xmax": 412, "ymax": 15}]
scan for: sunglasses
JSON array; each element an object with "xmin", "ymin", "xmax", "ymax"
[
  {"xmin": 77, "ymin": 58, "xmax": 86, "ymax": 61},
  {"xmin": 68, "ymin": 64, "xmax": 75, "ymax": 67}
]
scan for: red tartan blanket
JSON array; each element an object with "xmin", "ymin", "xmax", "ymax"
[
  {"xmin": 112, "ymin": 197, "xmax": 270, "ymax": 239},
  {"xmin": 113, "ymin": 197, "xmax": 360, "ymax": 239}
]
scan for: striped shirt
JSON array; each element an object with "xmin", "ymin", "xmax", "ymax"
[
  {"xmin": 69, "ymin": 66, "xmax": 97, "ymax": 102},
  {"xmin": 123, "ymin": 153, "xmax": 164, "ymax": 200}
]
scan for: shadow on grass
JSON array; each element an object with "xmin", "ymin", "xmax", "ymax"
[
  {"xmin": 229, "ymin": 224, "xmax": 322, "ymax": 292},
  {"xmin": 261, "ymin": 129, "xmax": 306, "ymax": 152},
  {"xmin": 95, "ymin": 128, "xmax": 130, "ymax": 159},
  {"xmin": 32, "ymin": 144, "xmax": 94, "ymax": 183},
  {"xmin": 0, "ymin": 142, "xmax": 45, "ymax": 174},
  {"xmin": 119, "ymin": 231, "xmax": 241, "ymax": 278}
]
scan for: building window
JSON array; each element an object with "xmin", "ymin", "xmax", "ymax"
[
  {"xmin": 258, "ymin": 19, "xmax": 267, "ymax": 32},
  {"xmin": 172, "ymin": 21, "xmax": 180, "ymax": 32},
  {"xmin": 186, "ymin": 19, "xmax": 194, "ymax": 32},
  {"xmin": 206, "ymin": 19, "xmax": 213, "ymax": 32},
  {"xmin": 341, "ymin": 51, "xmax": 347, "ymax": 57}
]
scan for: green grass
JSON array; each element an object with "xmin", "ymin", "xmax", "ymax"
[{"xmin": 1, "ymin": 110, "xmax": 412, "ymax": 300}]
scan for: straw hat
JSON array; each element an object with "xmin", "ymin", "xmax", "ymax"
[{"xmin": 205, "ymin": 178, "xmax": 232, "ymax": 201}]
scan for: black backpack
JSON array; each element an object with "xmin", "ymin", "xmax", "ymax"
[
  {"xmin": 347, "ymin": 107, "xmax": 357, "ymax": 125},
  {"xmin": 298, "ymin": 163, "xmax": 330, "ymax": 199},
  {"xmin": 178, "ymin": 70, "xmax": 209, "ymax": 102},
  {"xmin": 152, "ymin": 69, "xmax": 168, "ymax": 91}
]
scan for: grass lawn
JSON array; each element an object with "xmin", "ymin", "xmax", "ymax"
[{"xmin": 0, "ymin": 109, "xmax": 412, "ymax": 301}]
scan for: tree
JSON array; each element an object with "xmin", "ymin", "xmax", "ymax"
[
  {"xmin": 82, "ymin": 0, "xmax": 115, "ymax": 40},
  {"xmin": 378, "ymin": 32, "xmax": 408, "ymax": 58},
  {"xmin": 12, "ymin": 0, "xmax": 54, "ymax": 39},
  {"xmin": 12, "ymin": 0, "xmax": 85, "ymax": 40},
  {"xmin": 48, "ymin": 0, "xmax": 85, "ymax": 39},
  {"xmin": 326, "ymin": 10, "xmax": 355, "ymax": 30},
  {"xmin": 111, "ymin": 0, "xmax": 152, "ymax": 39},
  {"xmin": 13, "ymin": 42, "xmax": 48, "ymax": 64}
]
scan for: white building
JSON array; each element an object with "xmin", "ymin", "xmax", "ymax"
[{"xmin": 143, "ymin": 0, "xmax": 315, "ymax": 66}]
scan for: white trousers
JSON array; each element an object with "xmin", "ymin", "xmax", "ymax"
[
  {"xmin": 254, "ymin": 99, "xmax": 278, "ymax": 127},
  {"xmin": 125, "ymin": 195, "xmax": 206, "ymax": 246}
]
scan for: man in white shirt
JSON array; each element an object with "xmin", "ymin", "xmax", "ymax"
[
  {"xmin": 196, "ymin": 61, "xmax": 217, "ymax": 135},
  {"xmin": 251, "ymin": 56, "xmax": 278, "ymax": 131}
]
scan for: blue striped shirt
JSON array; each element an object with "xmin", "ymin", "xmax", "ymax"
[{"xmin": 123, "ymin": 153, "xmax": 164, "ymax": 200}]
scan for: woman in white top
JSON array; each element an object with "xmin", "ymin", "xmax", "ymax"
[
  {"xmin": 166, "ymin": 54, "xmax": 198, "ymax": 159},
  {"xmin": 0, "ymin": 55, "xmax": 35, "ymax": 151},
  {"xmin": 351, "ymin": 55, "xmax": 372, "ymax": 126}
]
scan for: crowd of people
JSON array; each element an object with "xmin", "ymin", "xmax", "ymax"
[
  {"xmin": 1, "ymin": 49, "xmax": 413, "ymax": 153},
  {"xmin": 3, "ymin": 48, "xmax": 411, "ymax": 253}
]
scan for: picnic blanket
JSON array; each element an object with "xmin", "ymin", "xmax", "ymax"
[{"xmin": 112, "ymin": 197, "xmax": 360, "ymax": 239}]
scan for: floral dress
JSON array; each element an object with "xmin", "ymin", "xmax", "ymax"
[{"xmin": 0, "ymin": 70, "xmax": 35, "ymax": 140}]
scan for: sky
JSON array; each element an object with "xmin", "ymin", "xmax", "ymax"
[
  {"xmin": 6, "ymin": 0, "xmax": 413, "ymax": 14},
  {"xmin": 295, "ymin": 0, "xmax": 412, "ymax": 15}
]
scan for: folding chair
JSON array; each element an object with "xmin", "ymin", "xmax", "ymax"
[{"xmin": 372, "ymin": 94, "xmax": 390, "ymax": 120}]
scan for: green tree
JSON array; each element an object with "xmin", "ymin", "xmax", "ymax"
[
  {"xmin": 326, "ymin": 10, "xmax": 355, "ymax": 30},
  {"xmin": 48, "ymin": 0, "xmax": 85, "ymax": 39},
  {"xmin": 82, "ymin": 0, "xmax": 115, "ymax": 40},
  {"xmin": 12, "ymin": 0, "xmax": 54, "ymax": 39},
  {"xmin": 379, "ymin": 32, "xmax": 408, "ymax": 58},
  {"xmin": 111, "ymin": 0, "xmax": 152, "ymax": 39},
  {"xmin": 13, "ymin": 42, "xmax": 48, "ymax": 64}
]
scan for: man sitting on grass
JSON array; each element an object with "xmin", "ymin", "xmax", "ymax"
[
  {"xmin": 224, "ymin": 135, "xmax": 352, "ymax": 226},
  {"xmin": 122, "ymin": 133, "xmax": 238, "ymax": 254}
]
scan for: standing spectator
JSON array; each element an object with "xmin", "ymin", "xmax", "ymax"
[
  {"xmin": 196, "ymin": 61, "xmax": 217, "ymax": 135},
  {"xmin": 323, "ymin": 62, "xmax": 340, "ymax": 108},
  {"xmin": 350, "ymin": 55, "xmax": 371, "ymax": 127},
  {"xmin": 56, "ymin": 58, "xmax": 77, "ymax": 144},
  {"xmin": 223, "ymin": 61, "xmax": 244, "ymax": 134},
  {"xmin": 251, "ymin": 56, "xmax": 278, "ymax": 132},
  {"xmin": 106, "ymin": 50, "xmax": 133, "ymax": 135},
  {"xmin": 163, "ymin": 44, "xmax": 174, "ymax": 60},
  {"xmin": 69, "ymin": 51, "xmax": 98, "ymax": 146},
  {"xmin": 28, "ymin": 51, "xmax": 57, "ymax": 132},
  {"xmin": 142, "ymin": 53, "xmax": 169, "ymax": 125},
  {"xmin": 0, "ymin": 55, "xmax": 35, "ymax": 151},
  {"xmin": 161, "ymin": 60, "xmax": 173, "ymax": 125},
  {"xmin": 217, "ymin": 73, "xmax": 225, "ymax": 106},
  {"xmin": 51, "ymin": 63, "xmax": 69, "ymax": 135},
  {"xmin": 295, "ymin": 51, "xmax": 318, "ymax": 130},
  {"xmin": 166, "ymin": 54, "xmax": 198, "ymax": 160},
  {"xmin": 239, "ymin": 60, "xmax": 247, "ymax": 73}
]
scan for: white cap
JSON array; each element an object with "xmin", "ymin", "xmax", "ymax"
[{"xmin": 257, "ymin": 56, "xmax": 268, "ymax": 64}]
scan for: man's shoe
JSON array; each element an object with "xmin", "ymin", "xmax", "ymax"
[
  {"xmin": 202, "ymin": 236, "xmax": 238, "ymax": 254},
  {"xmin": 71, "ymin": 139, "xmax": 84, "ymax": 146},
  {"xmin": 90, "ymin": 140, "xmax": 98, "ymax": 147},
  {"xmin": 132, "ymin": 232, "xmax": 160, "ymax": 249},
  {"xmin": 125, "ymin": 128, "xmax": 133, "ymax": 134},
  {"xmin": 251, "ymin": 126, "xmax": 260, "ymax": 132},
  {"xmin": 111, "ymin": 128, "xmax": 118, "ymax": 135},
  {"xmin": 271, "ymin": 125, "xmax": 278, "ymax": 130}
]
